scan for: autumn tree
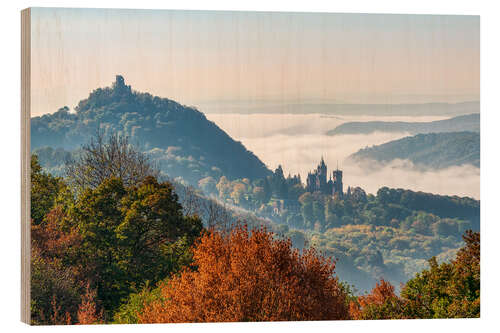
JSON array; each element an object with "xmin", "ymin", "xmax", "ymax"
[
  {"xmin": 77, "ymin": 283, "xmax": 104, "ymax": 325},
  {"xmin": 138, "ymin": 225, "xmax": 348, "ymax": 323},
  {"xmin": 349, "ymin": 279, "xmax": 405, "ymax": 320},
  {"xmin": 30, "ymin": 203, "xmax": 85, "ymax": 324}
]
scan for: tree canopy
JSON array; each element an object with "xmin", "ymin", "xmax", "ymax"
[
  {"xmin": 30, "ymin": 152, "xmax": 204, "ymax": 323},
  {"xmin": 349, "ymin": 230, "xmax": 480, "ymax": 319},
  {"xmin": 138, "ymin": 225, "xmax": 349, "ymax": 323}
]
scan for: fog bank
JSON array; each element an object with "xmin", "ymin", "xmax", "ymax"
[{"xmin": 206, "ymin": 113, "xmax": 480, "ymax": 199}]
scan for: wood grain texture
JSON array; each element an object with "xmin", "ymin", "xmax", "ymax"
[{"xmin": 21, "ymin": 7, "xmax": 31, "ymax": 325}]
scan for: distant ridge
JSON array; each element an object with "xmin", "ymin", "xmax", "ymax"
[
  {"xmin": 349, "ymin": 131, "xmax": 480, "ymax": 170},
  {"xmin": 327, "ymin": 113, "xmax": 479, "ymax": 136}
]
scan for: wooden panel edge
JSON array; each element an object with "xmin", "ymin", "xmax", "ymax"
[{"xmin": 21, "ymin": 7, "xmax": 31, "ymax": 325}]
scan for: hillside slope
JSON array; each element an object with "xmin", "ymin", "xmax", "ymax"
[
  {"xmin": 349, "ymin": 131, "xmax": 479, "ymax": 169},
  {"xmin": 327, "ymin": 113, "xmax": 479, "ymax": 136},
  {"xmin": 31, "ymin": 75, "xmax": 272, "ymax": 184}
]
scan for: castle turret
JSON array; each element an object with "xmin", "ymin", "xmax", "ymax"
[
  {"xmin": 332, "ymin": 168, "xmax": 343, "ymax": 199},
  {"xmin": 317, "ymin": 156, "xmax": 328, "ymax": 192}
]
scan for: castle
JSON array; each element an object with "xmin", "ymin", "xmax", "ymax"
[{"xmin": 306, "ymin": 157, "xmax": 344, "ymax": 198}]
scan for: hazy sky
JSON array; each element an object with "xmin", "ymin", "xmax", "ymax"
[{"xmin": 31, "ymin": 8, "xmax": 479, "ymax": 116}]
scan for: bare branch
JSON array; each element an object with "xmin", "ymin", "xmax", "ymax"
[{"xmin": 64, "ymin": 131, "xmax": 159, "ymax": 192}]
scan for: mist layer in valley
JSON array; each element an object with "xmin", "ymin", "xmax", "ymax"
[{"xmin": 206, "ymin": 113, "xmax": 480, "ymax": 199}]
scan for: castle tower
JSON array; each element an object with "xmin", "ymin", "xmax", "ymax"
[
  {"xmin": 306, "ymin": 172, "xmax": 315, "ymax": 193},
  {"xmin": 332, "ymin": 168, "xmax": 343, "ymax": 198},
  {"xmin": 317, "ymin": 156, "xmax": 328, "ymax": 193}
]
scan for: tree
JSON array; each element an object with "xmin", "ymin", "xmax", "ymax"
[
  {"xmin": 447, "ymin": 230, "xmax": 480, "ymax": 317},
  {"xmin": 138, "ymin": 225, "xmax": 348, "ymax": 323},
  {"xmin": 298, "ymin": 192, "xmax": 314, "ymax": 227},
  {"xmin": 30, "ymin": 206, "xmax": 84, "ymax": 325},
  {"xmin": 312, "ymin": 201, "xmax": 325, "ymax": 225},
  {"xmin": 230, "ymin": 183, "xmax": 246, "ymax": 205},
  {"xmin": 200, "ymin": 198, "xmax": 232, "ymax": 231},
  {"xmin": 216, "ymin": 176, "xmax": 231, "ymax": 199},
  {"xmin": 349, "ymin": 279, "xmax": 405, "ymax": 320},
  {"xmin": 175, "ymin": 184, "xmax": 202, "ymax": 217},
  {"xmin": 300, "ymin": 202, "xmax": 314, "ymax": 228},
  {"xmin": 77, "ymin": 283, "xmax": 104, "ymax": 325},
  {"xmin": 262, "ymin": 177, "xmax": 272, "ymax": 203},
  {"xmin": 271, "ymin": 165, "xmax": 288, "ymax": 198},
  {"xmin": 401, "ymin": 230, "xmax": 480, "ymax": 318},
  {"xmin": 288, "ymin": 183, "xmax": 305, "ymax": 201},
  {"xmin": 30, "ymin": 248, "xmax": 81, "ymax": 325},
  {"xmin": 113, "ymin": 283, "xmax": 162, "ymax": 324},
  {"xmin": 351, "ymin": 230, "xmax": 480, "ymax": 320},
  {"xmin": 252, "ymin": 186, "xmax": 266, "ymax": 206},
  {"xmin": 64, "ymin": 132, "xmax": 159, "ymax": 192},
  {"xmin": 401, "ymin": 257, "xmax": 455, "ymax": 318},
  {"xmin": 68, "ymin": 176, "xmax": 203, "ymax": 315},
  {"xmin": 31, "ymin": 154, "xmax": 65, "ymax": 225},
  {"xmin": 198, "ymin": 176, "xmax": 217, "ymax": 194}
]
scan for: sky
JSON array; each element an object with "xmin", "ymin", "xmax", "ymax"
[{"xmin": 30, "ymin": 8, "xmax": 479, "ymax": 116}]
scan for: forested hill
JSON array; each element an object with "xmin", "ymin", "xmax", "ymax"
[
  {"xmin": 31, "ymin": 75, "xmax": 272, "ymax": 183},
  {"xmin": 349, "ymin": 131, "xmax": 480, "ymax": 170},
  {"xmin": 327, "ymin": 113, "xmax": 479, "ymax": 136}
]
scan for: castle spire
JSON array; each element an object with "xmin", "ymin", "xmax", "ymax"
[{"xmin": 320, "ymin": 155, "xmax": 326, "ymax": 168}]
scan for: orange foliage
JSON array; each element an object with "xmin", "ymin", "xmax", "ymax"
[
  {"xmin": 31, "ymin": 206, "xmax": 82, "ymax": 260},
  {"xmin": 31, "ymin": 206, "xmax": 85, "ymax": 324},
  {"xmin": 77, "ymin": 283, "xmax": 104, "ymax": 325},
  {"xmin": 453, "ymin": 230, "xmax": 480, "ymax": 281},
  {"xmin": 139, "ymin": 225, "xmax": 348, "ymax": 323},
  {"xmin": 359, "ymin": 279, "xmax": 397, "ymax": 306},
  {"xmin": 349, "ymin": 279, "xmax": 404, "ymax": 320},
  {"xmin": 41, "ymin": 296, "xmax": 72, "ymax": 325}
]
